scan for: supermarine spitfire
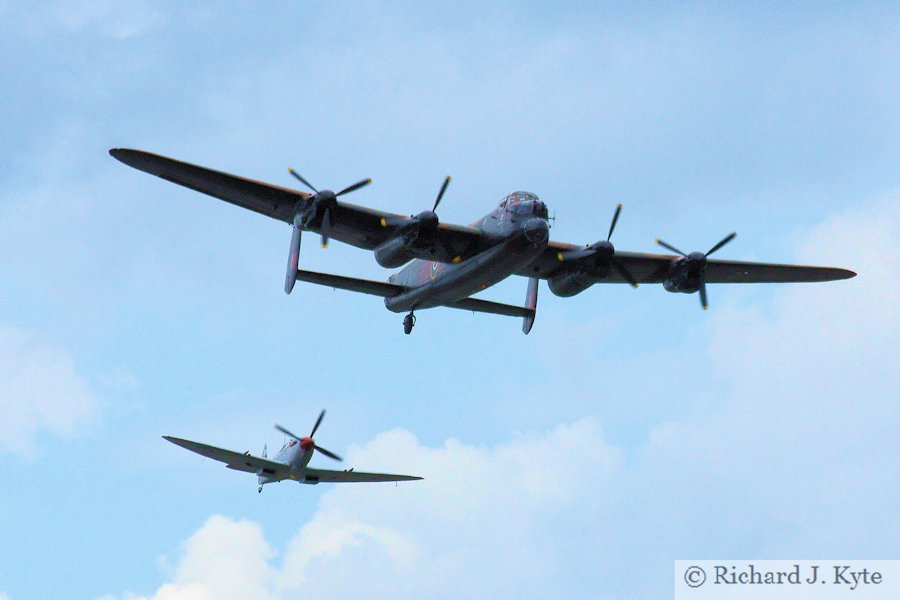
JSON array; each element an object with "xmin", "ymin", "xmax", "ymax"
[
  {"xmin": 164, "ymin": 410, "xmax": 421, "ymax": 493},
  {"xmin": 111, "ymin": 149, "xmax": 856, "ymax": 334}
]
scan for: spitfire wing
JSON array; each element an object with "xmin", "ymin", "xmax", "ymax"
[
  {"xmin": 518, "ymin": 243, "xmax": 856, "ymax": 284},
  {"xmin": 163, "ymin": 436, "xmax": 289, "ymax": 476},
  {"xmin": 110, "ymin": 148, "xmax": 482, "ymax": 261},
  {"xmin": 303, "ymin": 467, "xmax": 422, "ymax": 483}
]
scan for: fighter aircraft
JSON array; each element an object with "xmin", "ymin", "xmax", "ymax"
[
  {"xmin": 164, "ymin": 410, "xmax": 422, "ymax": 493},
  {"xmin": 110, "ymin": 149, "xmax": 856, "ymax": 334}
]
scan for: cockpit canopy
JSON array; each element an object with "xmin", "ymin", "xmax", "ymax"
[
  {"xmin": 500, "ymin": 191, "xmax": 539, "ymax": 207},
  {"xmin": 499, "ymin": 191, "xmax": 548, "ymax": 218}
]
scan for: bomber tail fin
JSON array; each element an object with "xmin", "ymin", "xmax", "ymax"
[
  {"xmin": 262, "ymin": 444, "xmax": 267, "ymax": 459},
  {"xmin": 522, "ymin": 277, "xmax": 539, "ymax": 335}
]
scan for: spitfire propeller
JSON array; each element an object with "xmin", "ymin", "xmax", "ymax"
[
  {"xmin": 283, "ymin": 168, "xmax": 372, "ymax": 294},
  {"xmin": 556, "ymin": 204, "xmax": 638, "ymax": 287},
  {"xmin": 274, "ymin": 409, "xmax": 343, "ymax": 462},
  {"xmin": 656, "ymin": 232, "xmax": 736, "ymax": 310}
]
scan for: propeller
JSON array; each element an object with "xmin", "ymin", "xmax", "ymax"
[
  {"xmin": 310, "ymin": 408, "xmax": 325, "ymax": 437},
  {"xmin": 607, "ymin": 202, "xmax": 622, "ymax": 242},
  {"xmin": 287, "ymin": 168, "xmax": 372, "ymax": 248},
  {"xmin": 557, "ymin": 204, "xmax": 638, "ymax": 287},
  {"xmin": 432, "ymin": 175, "xmax": 451, "ymax": 213},
  {"xmin": 281, "ymin": 169, "xmax": 371, "ymax": 294},
  {"xmin": 655, "ymin": 232, "xmax": 736, "ymax": 310},
  {"xmin": 287, "ymin": 168, "xmax": 318, "ymax": 194},
  {"xmin": 274, "ymin": 409, "xmax": 343, "ymax": 462},
  {"xmin": 380, "ymin": 176, "xmax": 451, "ymax": 234},
  {"xmin": 313, "ymin": 445, "xmax": 343, "ymax": 462}
]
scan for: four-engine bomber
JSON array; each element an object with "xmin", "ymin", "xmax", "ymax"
[{"xmin": 111, "ymin": 148, "xmax": 856, "ymax": 335}]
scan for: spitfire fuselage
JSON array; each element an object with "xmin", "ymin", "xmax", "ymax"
[{"xmin": 257, "ymin": 437, "xmax": 315, "ymax": 487}]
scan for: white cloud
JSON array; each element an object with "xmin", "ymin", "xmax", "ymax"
[
  {"xmin": 106, "ymin": 516, "xmax": 275, "ymax": 600},
  {"xmin": 110, "ymin": 195, "xmax": 897, "ymax": 599},
  {"xmin": 0, "ymin": 325, "xmax": 96, "ymax": 455},
  {"xmin": 108, "ymin": 420, "xmax": 623, "ymax": 600},
  {"xmin": 277, "ymin": 422, "xmax": 623, "ymax": 598}
]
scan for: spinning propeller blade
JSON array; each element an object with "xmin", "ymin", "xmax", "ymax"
[
  {"xmin": 275, "ymin": 410, "xmax": 342, "ymax": 461},
  {"xmin": 314, "ymin": 445, "xmax": 343, "ymax": 462},
  {"xmin": 285, "ymin": 169, "xmax": 370, "ymax": 255},
  {"xmin": 287, "ymin": 168, "xmax": 317, "ymax": 194},
  {"xmin": 706, "ymin": 232, "xmax": 736, "ymax": 256},
  {"xmin": 612, "ymin": 259, "xmax": 638, "ymax": 288},
  {"xmin": 336, "ymin": 178, "xmax": 372, "ymax": 197},
  {"xmin": 607, "ymin": 203, "xmax": 622, "ymax": 242},
  {"xmin": 655, "ymin": 238, "xmax": 688, "ymax": 257},
  {"xmin": 558, "ymin": 248, "xmax": 595, "ymax": 262},
  {"xmin": 556, "ymin": 204, "xmax": 637, "ymax": 287},
  {"xmin": 655, "ymin": 232, "xmax": 737, "ymax": 309},
  {"xmin": 433, "ymin": 176, "xmax": 451, "ymax": 212},
  {"xmin": 274, "ymin": 423, "xmax": 304, "ymax": 441},
  {"xmin": 606, "ymin": 204, "xmax": 637, "ymax": 287},
  {"xmin": 310, "ymin": 409, "xmax": 325, "ymax": 437},
  {"xmin": 378, "ymin": 176, "xmax": 451, "ymax": 236}
]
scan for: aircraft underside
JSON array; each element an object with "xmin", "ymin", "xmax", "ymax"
[{"xmin": 110, "ymin": 148, "xmax": 856, "ymax": 337}]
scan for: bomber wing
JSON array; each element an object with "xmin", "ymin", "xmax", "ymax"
[
  {"xmin": 163, "ymin": 436, "xmax": 289, "ymax": 477},
  {"xmin": 303, "ymin": 467, "xmax": 422, "ymax": 483},
  {"xmin": 110, "ymin": 148, "xmax": 483, "ymax": 262},
  {"xmin": 518, "ymin": 242, "xmax": 856, "ymax": 284}
]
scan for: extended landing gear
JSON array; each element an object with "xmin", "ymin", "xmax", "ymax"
[
  {"xmin": 258, "ymin": 485, "xmax": 263, "ymax": 494},
  {"xmin": 403, "ymin": 311, "xmax": 416, "ymax": 335}
]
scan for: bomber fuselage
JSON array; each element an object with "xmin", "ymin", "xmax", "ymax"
[{"xmin": 384, "ymin": 192, "xmax": 550, "ymax": 313}]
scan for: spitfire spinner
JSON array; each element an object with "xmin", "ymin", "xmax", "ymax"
[
  {"xmin": 111, "ymin": 149, "xmax": 856, "ymax": 334},
  {"xmin": 164, "ymin": 410, "xmax": 422, "ymax": 493}
]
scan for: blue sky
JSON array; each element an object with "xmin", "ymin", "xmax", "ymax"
[{"xmin": 0, "ymin": 2, "xmax": 897, "ymax": 599}]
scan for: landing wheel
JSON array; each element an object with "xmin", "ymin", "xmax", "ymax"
[
  {"xmin": 403, "ymin": 312, "xmax": 416, "ymax": 335},
  {"xmin": 258, "ymin": 485, "xmax": 262, "ymax": 494}
]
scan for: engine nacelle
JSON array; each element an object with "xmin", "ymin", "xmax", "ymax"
[
  {"xmin": 662, "ymin": 257, "xmax": 704, "ymax": 294},
  {"xmin": 548, "ymin": 271, "xmax": 594, "ymax": 297},
  {"xmin": 374, "ymin": 236, "xmax": 415, "ymax": 268},
  {"xmin": 297, "ymin": 191, "xmax": 337, "ymax": 228}
]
